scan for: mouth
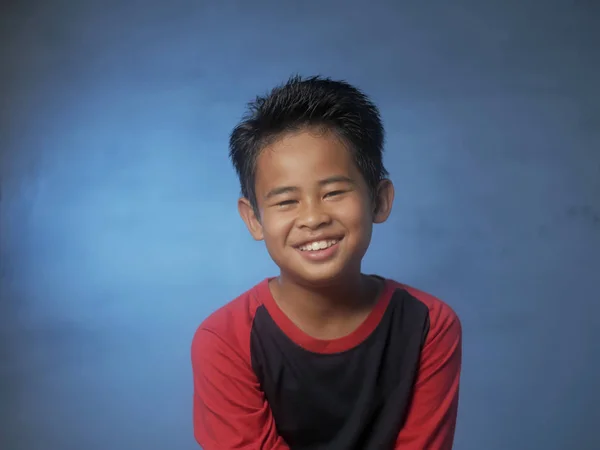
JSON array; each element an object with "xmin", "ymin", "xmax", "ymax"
[
  {"xmin": 293, "ymin": 236, "xmax": 344, "ymax": 262},
  {"xmin": 295, "ymin": 237, "xmax": 343, "ymax": 252}
]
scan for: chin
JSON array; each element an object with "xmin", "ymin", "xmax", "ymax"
[
  {"xmin": 273, "ymin": 245, "xmax": 363, "ymax": 287},
  {"xmin": 287, "ymin": 264, "xmax": 352, "ymax": 288}
]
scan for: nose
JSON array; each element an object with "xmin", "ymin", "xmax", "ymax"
[{"xmin": 296, "ymin": 199, "xmax": 331, "ymax": 229}]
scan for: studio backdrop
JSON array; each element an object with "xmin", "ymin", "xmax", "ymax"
[{"xmin": 1, "ymin": 2, "xmax": 598, "ymax": 449}]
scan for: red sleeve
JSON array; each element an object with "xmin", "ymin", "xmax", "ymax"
[
  {"xmin": 394, "ymin": 297, "xmax": 462, "ymax": 450},
  {"xmin": 191, "ymin": 327, "xmax": 290, "ymax": 449}
]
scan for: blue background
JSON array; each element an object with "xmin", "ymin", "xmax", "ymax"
[{"xmin": 1, "ymin": 1, "xmax": 599, "ymax": 449}]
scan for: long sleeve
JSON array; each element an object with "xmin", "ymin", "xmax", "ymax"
[
  {"xmin": 394, "ymin": 305, "xmax": 462, "ymax": 449},
  {"xmin": 192, "ymin": 328, "xmax": 290, "ymax": 450}
]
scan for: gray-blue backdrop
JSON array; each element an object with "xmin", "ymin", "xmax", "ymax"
[{"xmin": 1, "ymin": 1, "xmax": 599, "ymax": 449}]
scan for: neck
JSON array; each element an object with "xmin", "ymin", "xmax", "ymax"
[{"xmin": 272, "ymin": 271, "xmax": 380, "ymax": 328}]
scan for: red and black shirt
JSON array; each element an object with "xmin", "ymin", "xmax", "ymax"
[{"xmin": 192, "ymin": 277, "xmax": 462, "ymax": 449}]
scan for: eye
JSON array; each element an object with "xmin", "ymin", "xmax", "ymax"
[
  {"xmin": 276, "ymin": 200, "xmax": 297, "ymax": 207},
  {"xmin": 325, "ymin": 190, "xmax": 345, "ymax": 198}
]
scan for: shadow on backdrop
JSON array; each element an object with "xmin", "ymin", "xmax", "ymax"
[{"xmin": 1, "ymin": 1, "xmax": 599, "ymax": 449}]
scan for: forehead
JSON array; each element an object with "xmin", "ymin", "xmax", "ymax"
[{"xmin": 255, "ymin": 130, "xmax": 360, "ymax": 188}]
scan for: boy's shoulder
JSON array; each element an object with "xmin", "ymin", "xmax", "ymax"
[
  {"xmin": 192, "ymin": 278, "xmax": 269, "ymax": 356},
  {"xmin": 197, "ymin": 280, "xmax": 264, "ymax": 329},
  {"xmin": 391, "ymin": 279, "xmax": 459, "ymax": 322},
  {"xmin": 387, "ymin": 278, "xmax": 461, "ymax": 342}
]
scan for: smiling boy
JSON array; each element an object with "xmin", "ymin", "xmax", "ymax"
[{"xmin": 191, "ymin": 75, "xmax": 462, "ymax": 449}]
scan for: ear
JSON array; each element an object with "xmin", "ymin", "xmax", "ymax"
[
  {"xmin": 372, "ymin": 179, "xmax": 394, "ymax": 224},
  {"xmin": 238, "ymin": 197, "xmax": 264, "ymax": 241}
]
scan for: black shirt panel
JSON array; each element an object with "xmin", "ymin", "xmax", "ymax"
[{"xmin": 249, "ymin": 288, "xmax": 430, "ymax": 450}]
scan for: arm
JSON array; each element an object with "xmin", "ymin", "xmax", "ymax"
[
  {"xmin": 191, "ymin": 328, "xmax": 290, "ymax": 450},
  {"xmin": 395, "ymin": 307, "xmax": 462, "ymax": 449}
]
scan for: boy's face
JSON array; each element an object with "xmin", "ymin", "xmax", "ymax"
[{"xmin": 238, "ymin": 129, "xmax": 394, "ymax": 287}]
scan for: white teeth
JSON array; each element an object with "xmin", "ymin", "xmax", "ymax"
[{"xmin": 299, "ymin": 239, "xmax": 338, "ymax": 251}]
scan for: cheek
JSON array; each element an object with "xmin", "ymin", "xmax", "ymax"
[
  {"xmin": 260, "ymin": 216, "xmax": 296, "ymax": 267},
  {"xmin": 335, "ymin": 198, "xmax": 371, "ymax": 229},
  {"xmin": 335, "ymin": 200, "xmax": 374, "ymax": 250},
  {"xmin": 261, "ymin": 213, "xmax": 294, "ymax": 244}
]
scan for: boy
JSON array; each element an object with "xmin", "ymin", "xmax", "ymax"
[{"xmin": 191, "ymin": 75, "xmax": 462, "ymax": 449}]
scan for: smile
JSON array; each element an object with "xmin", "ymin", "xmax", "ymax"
[
  {"xmin": 294, "ymin": 237, "xmax": 343, "ymax": 263},
  {"xmin": 298, "ymin": 239, "xmax": 340, "ymax": 252}
]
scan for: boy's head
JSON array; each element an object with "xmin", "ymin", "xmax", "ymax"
[{"xmin": 229, "ymin": 75, "xmax": 394, "ymax": 286}]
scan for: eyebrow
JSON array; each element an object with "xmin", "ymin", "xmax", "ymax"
[{"xmin": 264, "ymin": 175, "xmax": 355, "ymax": 199}]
